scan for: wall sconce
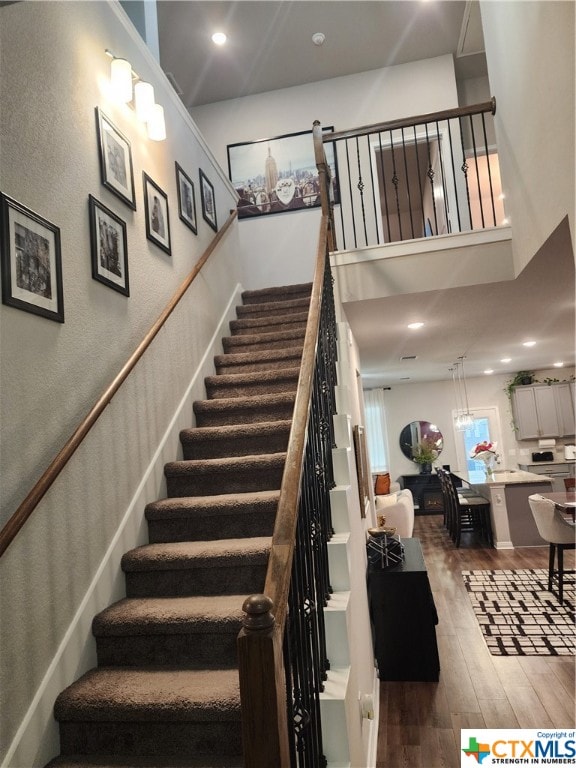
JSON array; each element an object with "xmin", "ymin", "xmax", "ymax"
[
  {"xmin": 147, "ymin": 104, "xmax": 166, "ymax": 141},
  {"xmin": 110, "ymin": 57, "xmax": 133, "ymax": 103},
  {"xmin": 106, "ymin": 50, "xmax": 166, "ymax": 141}
]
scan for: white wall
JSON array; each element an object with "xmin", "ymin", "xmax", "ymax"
[
  {"xmin": 0, "ymin": 2, "xmax": 240, "ymax": 764},
  {"xmin": 191, "ymin": 55, "xmax": 460, "ymax": 290},
  {"xmin": 480, "ymin": 0, "xmax": 575, "ymax": 274},
  {"xmin": 382, "ymin": 367, "xmax": 575, "ymax": 484}
]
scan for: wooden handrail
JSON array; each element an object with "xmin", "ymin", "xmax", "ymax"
[
  {"xmin": 0, "ymin": 210, "xmax": 238, "ymax": 558},
  {"xmin": 323, "ymin": 97, "xmax": 496, "ymax": 142}
]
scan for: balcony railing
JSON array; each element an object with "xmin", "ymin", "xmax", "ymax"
[{"xmin": 317, "ymin": 98, "xmax": 503, "ymax": 251}]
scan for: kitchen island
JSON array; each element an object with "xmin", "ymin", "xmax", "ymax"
[{"xmin": 452, "ymin": 469, "xmax": 553, "ymax": 549}]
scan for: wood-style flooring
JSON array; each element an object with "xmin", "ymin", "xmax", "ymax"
[{"xmin": 375, "ymin": 513, "xmax": 575, "ymax": 768}]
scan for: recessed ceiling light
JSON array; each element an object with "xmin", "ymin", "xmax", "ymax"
[
  {"xmin": 407, "ymin": 322, "xmax": 424, "ymax": 330},
  {"xmin": 500, "ymin": 357, "xmax": 512, "ymax": 363},
  {"xmin": 484, "ymin": 369, "xmax": 494, "ymax": 375},
  {"xmin": 312, "ymin": 32, "xmax": 326, "ymax": 46},
  {"xmin": 211, "ymin": 32, "xmax": 227, "ymax": 45},
  {"xmin": 553, "ymin": 361, "xmax": 565, "ymax": 367},
  {"xmin": 523, "ymin": 340, "xmax": 536, "ymax": 347}
]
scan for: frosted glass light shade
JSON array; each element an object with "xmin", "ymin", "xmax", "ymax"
[
  {"xmin": 147, "ymin": 104, "xmax": 166, "ymax": 141},
  {"xmin": 134, "ymin": 81, "xmax": 155, "ymax": 122},
  {"xmin": 111, "ymin": 57, "xmax": 132, "ymax": 103}
]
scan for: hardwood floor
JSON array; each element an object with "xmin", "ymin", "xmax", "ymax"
[{"xmin": 375, "ymin": 514, "xmax": 575, "ymax": 768}]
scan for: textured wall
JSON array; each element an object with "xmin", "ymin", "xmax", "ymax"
[{"xmin": 0, "ymin": 2, "xmax": 240, "ymax": 764}]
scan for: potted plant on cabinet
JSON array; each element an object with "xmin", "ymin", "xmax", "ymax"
[{"xmin": 412, "ymin": 438, "xmax": 440, "ymax": 474}]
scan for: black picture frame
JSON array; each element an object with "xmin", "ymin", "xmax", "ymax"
[
  {"xmin": 95, "ymin": 107, "xmax": 136, "ymax": 211},
  {"xmin": 0, "ymin": 193, "xmax": 64, "ymax": 322},
  {"xmin": 175, "ymin": 162, "xmax": 197, "ymax": 234},
  {"xmin": 227, "ymin": 126, "xmax": 338, "ymax": 218},
  {"xmin": 143, "ymin": 172, "xmax": 171, "ymax": 255},
  {"xmin": 88, "ymin": 195, "xmax": 129, "ymax": 296},
  {"xmin": 199, "ymin": 169, "xmax": 217, "ymax": 232}
]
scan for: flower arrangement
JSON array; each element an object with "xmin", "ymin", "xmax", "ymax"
[{"xmin": 470, "ymin": 441, "xmax": 500, "ymax": 476}]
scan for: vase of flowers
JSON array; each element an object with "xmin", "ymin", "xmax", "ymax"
[
  {"xmin": 470, "ymin": 441, "xmax": 500, "ymax": 479},
  {"xmin": 412, "ymin": 437, "xmax": 440, "ymax": 474}
]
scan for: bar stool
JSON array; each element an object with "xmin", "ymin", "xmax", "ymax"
[{"xmin": 437, "ymin": 468, "xmax": 492, "ymax": 547}]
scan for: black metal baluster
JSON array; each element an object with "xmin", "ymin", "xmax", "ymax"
[
  {"xmin": 378, "ymin": 131, "xmax": 392, "ymax": 243},
  {"xmin": 344, "ymin": 140, "xmax": 357, "ymax": 249},
  {"xmin": 446, "ymin": 117, "xmax": 462, "ymax": 232},
  {"xmin": 424, "ymin": 122, "xmax": 439, "ymax": 234},
  {"xmin": 481, "ymin": 112, "xmax": 497, "ymax": 226},
  {"xmin": 390, "ymin": 131, "xmax": 403, "ymax": 241},
  {"xmin": 401, "ymin": 127, "xmax": 416, "ymax": 239},
  {"xmin": 366, "ymin": 133, "xmax": 381, "ymax": 244},
  {"xmin": 355, "ymin": 136, "xmax": 368, "ymax": 246},
  {"xmin": 458, "ymin": 115, "xmax": 473, "ymax": 231},
  {"xmin": 469, "ymin": 114, "xmax": 484, "ymax": 229},
  {"xmin": 412, "ymin": 125, "xmax": 426, "ymax": 237},
  {"xmin": 436, "ymin": 120, "xmax": 450, "ymax": 233}
]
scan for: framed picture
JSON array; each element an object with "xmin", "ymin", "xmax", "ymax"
[
  {"xmin": 175, "ymin": 162, "xmax": 197, "ymax": 234},
  {"xmin": 227, "ymin": 126, "xmax": 338, "ymax": 219},
  {"xmin": 143, "ymin": 173, "xmax": 171, "ymax": 255},
  {"xmin": 199, "ymin": 169, "xmax": 217, "ymax": 232},
  {"xmin": 353, "ymin": 424, "xmax": 370, "ymax": 518},
  {"xmin": 88, "ymin": 195, "xmax": 129, "ymax": 296},
  {"xmin": 95, "ymin": 107, "xmax": 136, "ymax": 210},
  {"xmin": 0, "ymin": 194, "xmax": 64, "ymax": 322}
]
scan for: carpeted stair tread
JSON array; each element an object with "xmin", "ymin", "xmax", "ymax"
[
  {"xmin": 122, "ymin": 537, "xmax": 271, "ymax": 573},
  {"xmin": 165, "ymin": 452, "xmax": 286, "ymax": 478},
  {"xmin": 222, "ymin": 327, "xmax": 305, "ymax": 354},
  {"xmin": 240, "ymin": 282, "xmax": 311, "ymax": 305},
  {"xmin": 214, "ymin": 345, "xmax": 303, "ymax": 374},
  {"xmin": 164, "ymin": 452, "xmax": 286, "ymax": 497},
  {"xmin": 204, "ymin": 367, "xmax": 299, "ymax": 399},
  {"xmin": 230, "ymin": 310, "xmax": 308, "ymax": 334},
  {"xmin": 93, "ymin": 594, "xmax": 245, "ymax": 637},
  {"xmin": 54, "ymin": 667, "xmax": 241, "ymax": 722},
  {"xmin": 179, "ymin": 421, "xmax": 291, "ymax": 459},
  {"xmin": 46, "ymin": 755, "xmax": 242, "ymax": 767},
  {"xmin": 145, "ymin": 490, "xmax": 279, "ymax": 542},
  {"xmin": 146, "ymin": 490, "xmax": 280, "ymax": 520},
  {"xmin": 193, "ymin": 392, "xmax": 295, "ymax": 427}
]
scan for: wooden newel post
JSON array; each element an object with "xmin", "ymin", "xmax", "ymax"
[
  {"xmin": 238, "ymin": 594, "xmax": 291, "ymax": 767},
  {"xmin": 313, "ymin": 120, "xmax": 337, "ymax": 251}
]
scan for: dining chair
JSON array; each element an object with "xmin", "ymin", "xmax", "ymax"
[{"xmin": 528, "ymin": 493, "xmax": 575, "ymax": 604}]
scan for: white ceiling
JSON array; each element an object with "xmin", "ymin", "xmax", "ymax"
[
  {"xmin": 155, "ymin": 1, "xmax": 574, "ymax": 386},
  {"xmin": 156, "ymin": 0, "xmax": 487, "ymax": 108}
]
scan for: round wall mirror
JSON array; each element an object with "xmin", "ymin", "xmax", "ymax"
[{"xmin": 399, "ymin": 421, "xmax": 444, "ymax": 463}]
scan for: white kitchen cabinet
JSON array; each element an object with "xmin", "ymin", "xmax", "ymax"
[{"xmin": 512, "ymin": 382, "xmax": 575, "ymax": 439}]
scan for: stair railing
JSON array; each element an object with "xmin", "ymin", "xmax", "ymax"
[
  {"xmin": 0, "ymin": 210, "xmax": 237, "ymax": 559},
  {"xmin": 238, "ymin": 213, "xmax": 337, "ymax": 767},
  {"xmin": 316, "ymin": 98, "xmax": 501, "ymax": 250}
]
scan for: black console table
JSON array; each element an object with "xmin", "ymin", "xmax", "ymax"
[
  {"xmin": 367, "ymin": 538, "xmax": 440, "ymax": 681},
  {"xmin": 400, "ymin": 472, "xmax": 461, "ymax": 515}
]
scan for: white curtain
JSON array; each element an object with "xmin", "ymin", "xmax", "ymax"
[{"xmin": 363, "ymin": 388, "xmax": 389, "ymax": 473}]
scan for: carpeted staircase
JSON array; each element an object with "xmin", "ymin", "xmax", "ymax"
[{"xmin": 46, "ymin": 283, "xmax": 312, "ymax": 768}]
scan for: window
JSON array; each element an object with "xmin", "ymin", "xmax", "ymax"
[{"xmin": 363, "ymin": 389, "xmax": 389, "ymax": 473}]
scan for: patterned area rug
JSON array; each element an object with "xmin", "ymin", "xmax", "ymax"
[{"xmin": 462, "ymin": 569, "xmax": 575, "ymax": 656}]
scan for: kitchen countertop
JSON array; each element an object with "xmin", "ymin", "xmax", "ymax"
[
  {"xmin": 454, "ymin": 469, "xmax": 554, "ymax": 486},
  {"xmin": 518, "ymin": 460, "xmax": 575, "ymax": 468}
]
